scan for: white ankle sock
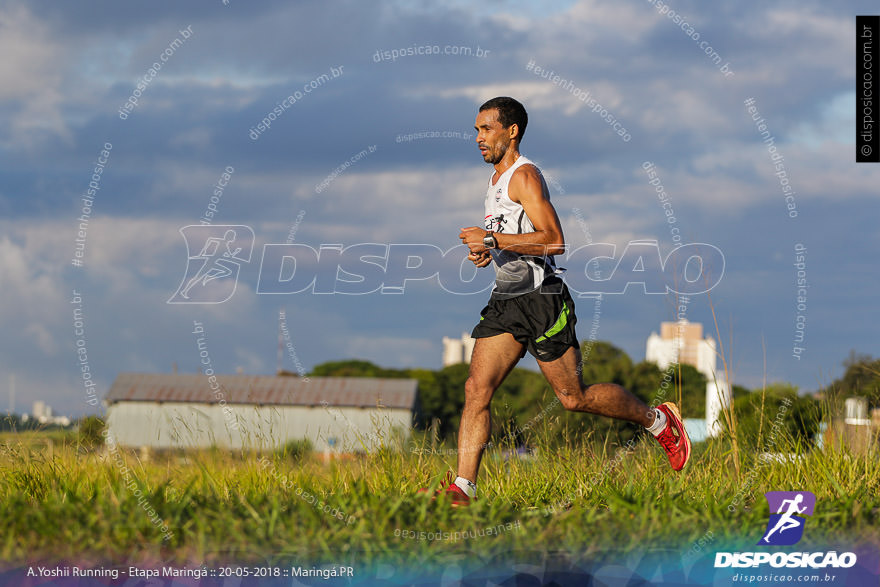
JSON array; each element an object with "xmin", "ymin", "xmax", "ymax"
[
  {"xmin": 454, "ymin": 476, "xmax": 477, "ymax": 498},
  {"xmin": 646, "ymin": 408, "xmax": 667, "ymax": 436}
]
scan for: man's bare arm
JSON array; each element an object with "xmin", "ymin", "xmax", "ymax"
[{"xmin": 459, "ymin": 164, "xmax": 565, "ymax": 256}]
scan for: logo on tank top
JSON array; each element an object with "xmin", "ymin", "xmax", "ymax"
[
  {"xmin": 495, "ymin": 187, "xmax": 502, "ymax": 202},
  {"xmin": 485, "ymin": 214, "xmax": 508, "ymax": 233}
]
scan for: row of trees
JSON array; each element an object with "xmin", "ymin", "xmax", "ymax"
[
  {"xmin": 307, "ymin": 340, "xmax": 842, "ymax": 448},
  {"xmin": 0, "ymin": 414, "xmax": 106, "ymax": 447},
  {"xmin": 823, "ymin": 350, "xmax": 880, "ymax": 404},
  {"xmin": 0, "ymin": 414, "xmax": 69, "ymax": 432}
]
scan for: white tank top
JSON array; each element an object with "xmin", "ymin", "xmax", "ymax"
[{"xmin": 484, "ymin": 155, "xmax": 560, "ymax": 297}]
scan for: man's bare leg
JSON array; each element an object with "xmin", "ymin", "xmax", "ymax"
[
  {"xmin": 457, "ymin": 333, "xmax": 524, "ymax": 483},
  {"xmin": 537, "ymin": 346, "xmax": 654, "ymax": 427}
]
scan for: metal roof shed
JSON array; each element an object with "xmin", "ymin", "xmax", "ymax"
[{"xmin": 104, "ymin": 373, "xmax": 418, "ymax": 451}]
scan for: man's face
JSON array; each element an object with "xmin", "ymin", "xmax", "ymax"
[{"xmin": 474, "ymin": 109, "xmax": 515, "ymax": 165}]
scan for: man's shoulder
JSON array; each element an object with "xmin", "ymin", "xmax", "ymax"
[
  {"xmin": 514, "ymin": 155, "xmax": 538, "ymax": 170},
  {"xmin": 511, "ymin": 158, "xmax": 542, "ymax": 181},
  {"xmin": 509, "ymin": 159, "xmax": 548, "ymax": 196}
]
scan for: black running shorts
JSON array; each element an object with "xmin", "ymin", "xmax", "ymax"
[{"xmin": 471, "ymin": 278, "xmax": 578, "ymax": 362}]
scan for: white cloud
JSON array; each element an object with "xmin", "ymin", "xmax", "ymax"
[
  {"xmin": 292, "ymin": 167, "xmax": 488, "ymax": 243},
  {"xmin": 25, "ymin": 323, "xmax": 57, "ymax": 355},
  {"xmin": 0, "ymin": 231, "xmax": 69, "ymax": 354},
  {"xmin": 0, "ymin": 4, "xmax": 72, "ymax": 144}
]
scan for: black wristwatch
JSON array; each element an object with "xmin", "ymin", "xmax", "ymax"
[{"xmin": 482, "ymin": 231, "xmax": 497, "ymax": 249}]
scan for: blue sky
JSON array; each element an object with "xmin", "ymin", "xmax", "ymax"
[{"xmin": 1, "ymin": 0, "xmax": 878, "ymax": 417}]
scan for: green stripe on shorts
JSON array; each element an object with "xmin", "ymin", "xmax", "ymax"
[{"xmin": 535, "ymin": 301, "xmax": 569, "ymax": 343}]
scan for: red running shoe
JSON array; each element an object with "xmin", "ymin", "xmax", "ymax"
[
  {"xmin": 439, "ymin": 483, "xmax": 472, "ymax": 507},
  {"xmin": 654, "ymin": 402, "xmax": 691, "ymax": 471},
  {"xmin": 418, "ymin": 474, "xmax": 472, "ymax": 507}
]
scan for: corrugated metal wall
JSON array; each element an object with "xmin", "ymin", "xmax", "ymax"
[{"xmin": 105, "ymin": 401, "xmax": 412, "ymax": 451}]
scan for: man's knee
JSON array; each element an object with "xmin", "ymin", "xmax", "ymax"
[
  {"xmin": 554, "ymin": 387, "xmax": 581, "ymax": 411},
  {"xmin": 555, "ymin": 382, "xmax": 601, "ymax": 412},
  {"xmin": 464, "ymin": 377, "xmax": 493, "ymax": 409}
]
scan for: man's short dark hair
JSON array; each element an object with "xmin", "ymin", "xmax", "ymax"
[{"xmin": 479, "ymin": 97, "xmax": 528, "ymax": 142}]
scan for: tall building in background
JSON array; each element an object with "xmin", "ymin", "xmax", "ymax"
[
  {"xmin": 442, "ymin": 333, "xmax": 476, "ymax": 367},
  {"xmin": 32, "ymin": 400, "xmax": 51, "ymax": 421},
  {"xmin": 23, "ymin": 400, "xmax": 70, "ymax": 426},
  {"xmin": 646, "ymin": 319, "xmax": 731, "ymax": 438}
]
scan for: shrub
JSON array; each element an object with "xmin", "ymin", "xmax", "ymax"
[
  {"xmin": 77, "ymin": 416, "xmax": 105, "ymax": 449},
  {"xmin": 278, "ymin": 438, "xmax": 313, "ymax": 461}
]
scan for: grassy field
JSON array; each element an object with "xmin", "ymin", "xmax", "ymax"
[{"xmin": 1, "ymin": 421, "xmax": 878, "ymax": 572}]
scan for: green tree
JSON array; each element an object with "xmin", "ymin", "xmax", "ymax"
[
  {"xmin": 551, "ymin": 341, "xmax": 640, "ymax": 446},
  {"xmin": 732, "ymin": 384, "xmax": 751, "ymax": 401},
  {"xmin": 307, "ymin": 359, "xmax": 409, "ymax": 379},
  {"xmin": 674, "ymin": 363, "xmax": 708, "ymax": 419},
  {"xmin": 623, "ymin": 360, "xmax": 664, "ymax": 406},
  {"xmin": 492, "ymin": 368, "xmax": 556, "ymax": 446},
  {"xmin": 732, "ymin": 383, "xmax": 820, "ymax": 449},
  {"xmin": 824, "ymin": 351, "xmax": 880, "ymax": 405},
  {"xmin": 579, "ymin": 340, "xmax": 633, "ymax": 385},
  {"xmin": 420, "ymin": 363, "xmax": 470, "ymax": 438}
]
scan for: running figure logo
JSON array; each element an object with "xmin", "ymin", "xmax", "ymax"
[
  {"xmin": 485, "ymin": 213, "xmax": 508, "ymax": 233},
  {"xmin": 759, "ymin": 491, "xmax": 816, "ymax": 546},
  {"xmin": 168, "ymin": 225, "xmax": 255, "ymax": 304}
]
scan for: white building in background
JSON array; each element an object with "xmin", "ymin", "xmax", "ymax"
[
  {"xmin": 22, "ymin": 400, "xmax": 71, "ymax": 426},
  {"xmin": 442, "ymin": 333, "xmax": 476, "ymax": 367},
  {"xmin": 32, "ymin": 400, "xmax": 51, "ymax": 420},
  {"xmin": 646, "ymin": 319, "xmax": 731, "ymax": 438},
  {"xmin": 844, "ymin": 397, "xmax": 871, "ymax": 426},
  {"xmin": 104, "ymin": 373, "xmax": 418, "ymax": 452}
]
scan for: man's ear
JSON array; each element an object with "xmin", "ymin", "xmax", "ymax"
[{"xmin": 508, "ymin": 123, "xmax": 519, "ymax": 141}]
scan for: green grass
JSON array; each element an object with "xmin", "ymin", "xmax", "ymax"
[{"xmin": 0, "ymin": 424, "xmax": 878, "ymax": 568}]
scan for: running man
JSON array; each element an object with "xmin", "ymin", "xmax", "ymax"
[
  {"xmin": 762, "ymin": 494, "xmax": 807, "ymax": 544},
  {"xmin": 433, "ymin": 97, "xmax": 690, "ymax": 505},
  {"xmin": 180, "ymin": 229, "xmax": 243, "ymax": 299}
]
